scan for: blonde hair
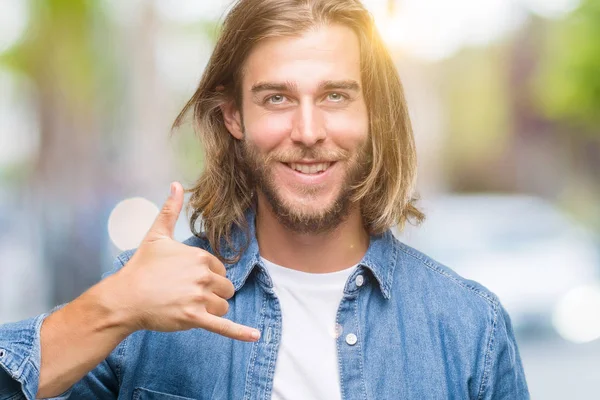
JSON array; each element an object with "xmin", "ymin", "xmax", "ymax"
[{"xmin": 173, "ymin": 0, "xmax": 424, "ymax": 263}]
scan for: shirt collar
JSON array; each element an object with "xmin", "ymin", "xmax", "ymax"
[{"xmin": 223, "ymin": 208, "xmax": 398, "ymax": 299}]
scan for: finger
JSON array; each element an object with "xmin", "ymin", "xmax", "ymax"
[
  {"xmin": 199, "ymin": 313, "xmax": 261, "ymax": 342},
  {"xmin": 210, "ymin": 274, "xmax": 236, "ymax": 300},
  {"xmin": 146, "ymin": 182, "xmax": 184, "ymax": 240},
  {"xmin": 205, "ymin": 294, "xmax": 230, "ymax": 317},
  {"xmin": 203, "ymin": 252, "xmax": 227, "ymax": 277}
]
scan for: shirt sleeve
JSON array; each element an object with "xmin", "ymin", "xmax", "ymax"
[
  {"xmin": 478, "ymin": 303, "xmax": 530, "ymax": 400},
  {"xmin": 0, "ymin": 251, "xmax": 133, "ymax": 400},
  {"xmin": 0, "ymin": 313, "xmax": 49, "ymax": 400}
]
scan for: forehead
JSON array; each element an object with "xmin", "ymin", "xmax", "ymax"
[{"xmin": 242, "ymin": 24, "xmax": 361, "ymax": 90}]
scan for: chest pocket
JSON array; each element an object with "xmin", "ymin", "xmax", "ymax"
[{"xmin": 133, "ymin": 387, "xmax": 196, "ymax": 400}]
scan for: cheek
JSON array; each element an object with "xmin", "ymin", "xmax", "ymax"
[
  {"xmin": 244, "ymin": 111, "xmax": 292, "ymax": 152},
  {"xmin": 324, "ymin": 110, "xmax": 369, "ymax": 148}
]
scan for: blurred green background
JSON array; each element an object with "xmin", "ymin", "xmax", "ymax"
[{"xmin": 1, "ymin": 0, "xmax": 599, "ymax": 398}]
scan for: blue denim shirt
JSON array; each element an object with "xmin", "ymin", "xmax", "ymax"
[{"xmin": 0, "ymin": 212, "xmax": 529, "ymax": 400}]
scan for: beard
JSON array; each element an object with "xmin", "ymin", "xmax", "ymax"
[{"xmin": 241, "ymin": 139, "xmax": 370, "ymax": 234}]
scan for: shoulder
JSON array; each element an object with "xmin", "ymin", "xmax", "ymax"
[
  {"xmin": 388, "ymin": 237, "xmax": 527, "ymax": 397},
  {"xmin": 390, "ymin": 235, "xmax": 503, "ymax": 323}
]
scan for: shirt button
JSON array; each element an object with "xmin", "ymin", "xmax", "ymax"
[
  {"xmin": 355, "ymin": 274, "xmax": 364, "ymax": 287},
  {"xmin": 345, "ymin": 333, "xmax": 358, "ymax": 346},
  {"xmin": 0, "ymin": 348, "xmax": 5, "ymax": 358}
]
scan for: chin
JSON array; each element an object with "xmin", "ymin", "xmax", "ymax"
[
  {"xmin": 291, "ymin": 204, "xmax": 333, "ymax": 220},
  {"xmin": 284, "ymin": 192, "xmax": 339, "ymax": 212},
  {"xmin": 258, "ymin": 174, "xmax": 353, "ymax": 233}
]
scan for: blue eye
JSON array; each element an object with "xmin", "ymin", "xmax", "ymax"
[
  {"xmin": 327, "ymin": 92, "xmax": 345, "ymax": 102},
  {"xmin": 267, "ymin": 95, "xmax": 286, "ymax": 104}
]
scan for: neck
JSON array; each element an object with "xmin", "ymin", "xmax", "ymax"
[{"xmin": 255, "ymin": 194, "xmax": 370, "ymax": 273}]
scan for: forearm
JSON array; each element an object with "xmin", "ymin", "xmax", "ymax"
[{"xmin": 37, "ymin": 274, "xmax": 134, "ymax": 398}]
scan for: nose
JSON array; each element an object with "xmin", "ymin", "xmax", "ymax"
[{"xmin": 289, "ymin": 101, "xmax": 326, "ymax": 147}]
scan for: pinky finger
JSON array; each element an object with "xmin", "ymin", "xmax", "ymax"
[{"xmin": 199, "ymin": 313, "xmax": 261, "ymax": 342}]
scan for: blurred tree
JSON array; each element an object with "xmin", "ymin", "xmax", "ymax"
[
  {"xmin": 532, "ymin": 0, "xmax": 600, "ymax": 229},
  {"xmin": 0, "ymin": 0, "xmax": 228, "ymax": 307},
  {"xmin": 437, "ymin": 44, "xmax": 514, "ymax": 192},
  {"xmin": 534, "ymin": 0, "xmax": 600, "ymax": 132},
  {"xmin": 1, "ymin": 0, "xmax": 118, "ymax": 305}
]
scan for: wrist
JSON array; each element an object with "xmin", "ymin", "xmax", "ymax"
[{"xmin": 81, "ymin": 273, "xmax": 139, "ymax": 338}]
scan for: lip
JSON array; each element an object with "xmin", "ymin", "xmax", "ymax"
[
  {"xmin": 288, "ymin": 159, "xmax": 335, "ymax": 164},
  {"xmin": 278, "ymin": 161, "xmax": 337, "ymax": 185}
]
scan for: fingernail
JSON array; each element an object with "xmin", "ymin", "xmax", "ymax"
[
  {"xmin": 251, "ymin": 330, "xmax": 261, "ymax": 340},
  {"xmin": 170, "ymin": 182, "xmax": 176, "ymax": 197}
]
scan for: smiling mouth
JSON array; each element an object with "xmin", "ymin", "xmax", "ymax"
[{"xmin": 285, "ymin": 162, "xmax": 333, "ymax": 174}]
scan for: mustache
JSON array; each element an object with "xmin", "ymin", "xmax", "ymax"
[{"xmin": 264, "ymin": 147, "xmax": 350, "ymax": 164}]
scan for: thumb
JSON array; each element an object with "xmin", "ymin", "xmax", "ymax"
[{"xmin": 146, "ymin": 181, "xmax": 184, "ymax": 240}]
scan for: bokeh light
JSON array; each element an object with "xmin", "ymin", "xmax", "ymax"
[
  {"xmin": 108, "ymin": 197, "xmax": 159, "ymax": 251},
  {"xmin": 553, "ymin": 284, "xmax": 600, "ymax": 344}
]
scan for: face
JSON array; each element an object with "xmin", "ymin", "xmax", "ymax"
[{"xmin": 225, "ymin": 24, "xmax": 370, "ymax": 233}]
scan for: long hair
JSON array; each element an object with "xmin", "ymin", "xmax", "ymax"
[{"xmin": 173, "ymin": 0, "xmax": 424, "ymax": 263}]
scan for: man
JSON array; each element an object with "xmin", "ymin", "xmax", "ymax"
[{"xmin": 0, "ymin": 0, "xmax": 529, "ymax": 399}]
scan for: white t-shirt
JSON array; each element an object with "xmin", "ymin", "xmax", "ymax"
[{"xmin": 261, "ymin": 257, "xmax": 357, "ymax": 400}]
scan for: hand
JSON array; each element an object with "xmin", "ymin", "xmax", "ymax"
[{"xmin": 109, "ymin": 182, "xmax": 260, "ymax": 342}]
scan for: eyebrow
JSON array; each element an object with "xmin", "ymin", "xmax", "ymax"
[
  {"xmin": 251, "ymin": 81, "xmax": 297, "ymax": 93},
  {"xmin": 250, "ymin": 79, "xmax": 361, "ymax": 94},
  {"xmin": 320, "ymin": 80, "xmax": 361, "ymax": 91}
]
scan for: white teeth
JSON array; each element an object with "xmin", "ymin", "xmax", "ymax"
[{"xmin": 289, "ymin": 162, "xmax": 331, "ymax": 174}]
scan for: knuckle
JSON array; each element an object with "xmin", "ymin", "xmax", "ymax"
[
  {"xmin": 192, "ymin": 291, "xmax": 208, "ymax": 303},
  {"xmin": 159, "ymin": 205, "xmax": 174, "ymax": 218},
  {"xmin": 196, "ymin": 270, "xmax": 212, "ymax": 286},
  {"xmin": 195, "ymin": 250, "xmax": 209, "ymax": 264},
  {"xmin": 182, "ymin": 305, "xmax": 199, "ymax": 321},
  {"xmin": 218, "ymin": 319, "xmax": 231, "ymax": 336}
]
